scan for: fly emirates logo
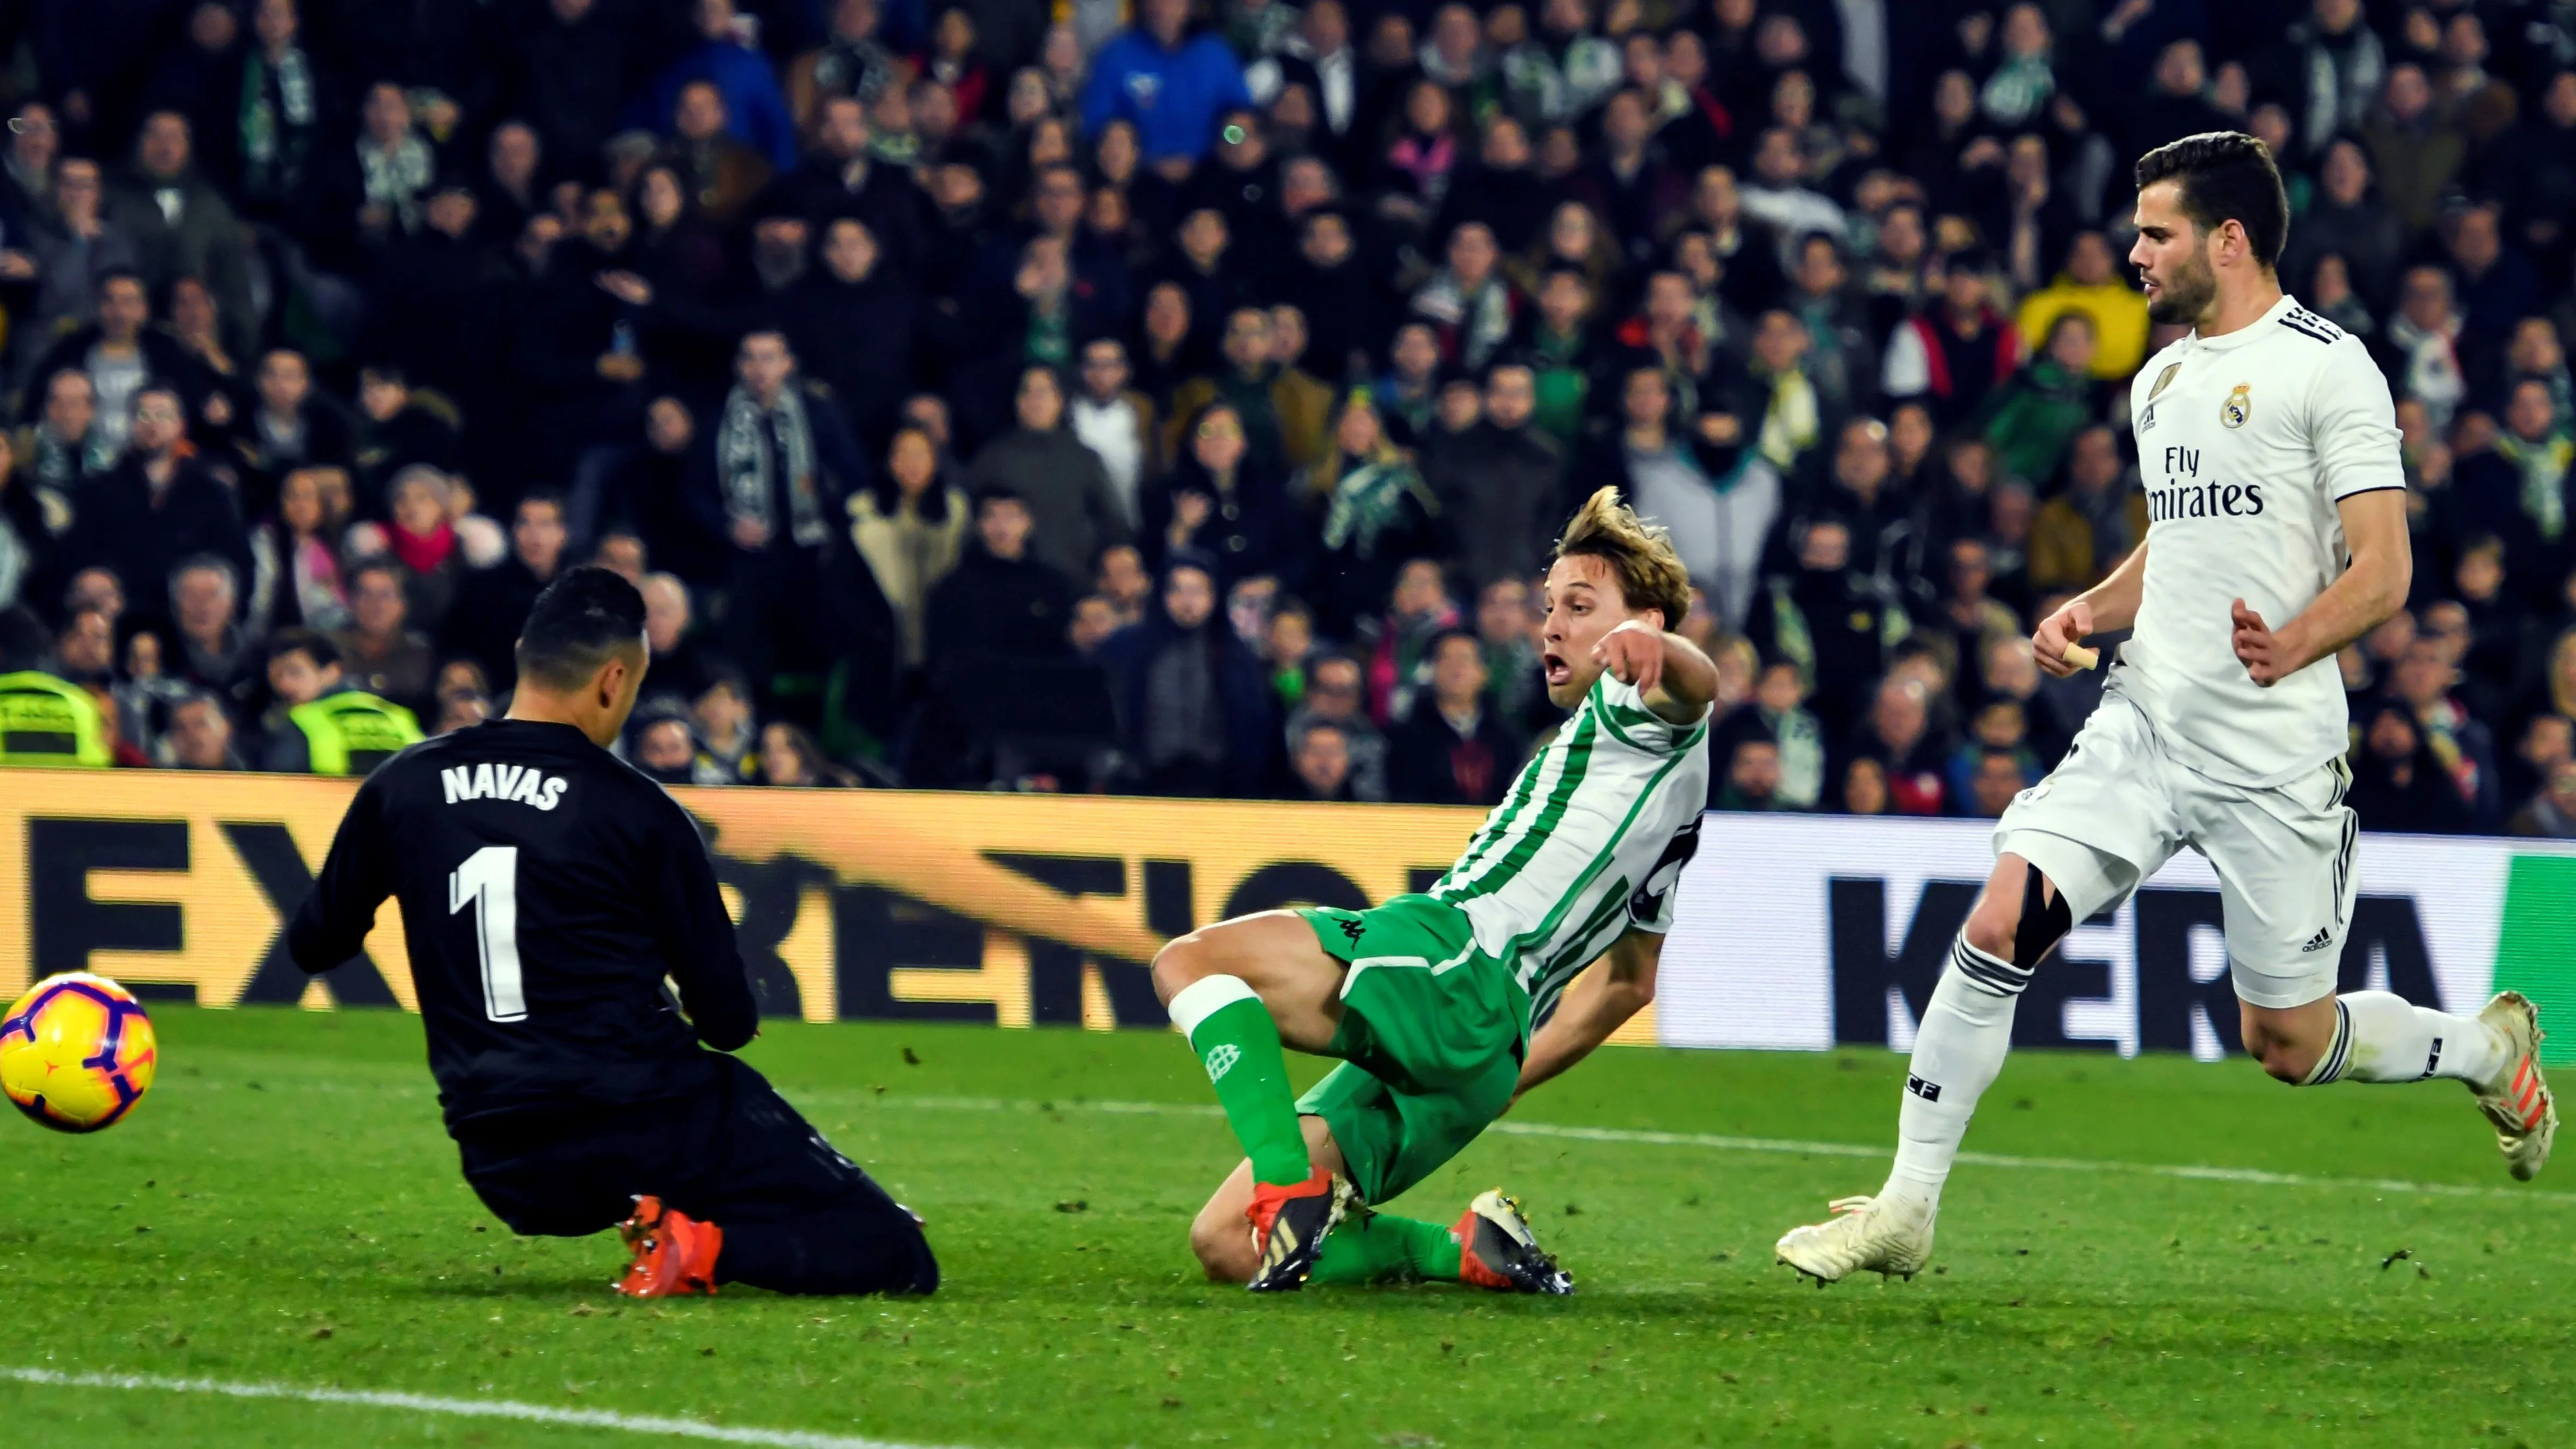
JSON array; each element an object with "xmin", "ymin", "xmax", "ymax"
[
  {"xmin": 441, "ymin": 762, "xmax": 570, "ymax": 810},
  {"xmin": 2146, "ymin": 444, "xmax": 2265, "ymax": 523}
]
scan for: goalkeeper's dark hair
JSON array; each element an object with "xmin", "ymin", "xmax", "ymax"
[
  {"xmin": 2134, "ymin": 131, "xmax": 2288, "ymax": 269},
  {"xmin": 514, "ymin": 565, "xmax": 647, "ymax": 692}
]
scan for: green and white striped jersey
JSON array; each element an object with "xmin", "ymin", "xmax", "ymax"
[{"xmin": 1429, "ymin": 673, "xmax": 1710, "ymax": 1027}]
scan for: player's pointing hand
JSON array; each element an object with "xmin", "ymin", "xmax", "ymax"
[
  {"xmin": 1594, "ymin": 619, "xmax": 1665, "ymax": 696},
  {"xmin": 2033, "ymin": 599, "xmax": 2095, "ymax": 678},
  {"xmin": 2230, "ymin": 598, "xmax": 2290, "ymax": 686}
]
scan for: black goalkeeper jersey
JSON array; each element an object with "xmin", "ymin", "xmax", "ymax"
[{"xmin": 288, "ymin": 717, "xmax": 758, "ymax": 1131}]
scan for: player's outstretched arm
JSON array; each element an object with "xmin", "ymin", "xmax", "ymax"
[
  {"xmin": 287, "ymin": 778, "xmax": 394, "ymax": 976},
  {"xmin": 1594, "ymin": 621, "xmax": 1716, "ymax": 724},
  {"xmin": 2232, "ymin": 489, "xmax": 2411, "ymax": 687},
  {"xmin": 1511, "ymin": 929, "xmax": 1663, "ymax": 1104}
]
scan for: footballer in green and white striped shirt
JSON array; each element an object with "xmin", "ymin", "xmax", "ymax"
[{"xmin": 1150, "ymin": 487, "xmax": 1715, "ymax": 1296}]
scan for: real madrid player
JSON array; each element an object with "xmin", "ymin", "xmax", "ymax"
[
  {"xmin": 1153, "ymin": 487, "xmax": 1713, "ymax": 1293},
  {"xmin": 1776, "ymin": 133, "xmax": 2557, "ymax": 1284}
]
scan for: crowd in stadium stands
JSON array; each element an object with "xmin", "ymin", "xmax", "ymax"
[{"xmin": 1, "ymin": 0, "xmax": 2575, "ymax": 836}]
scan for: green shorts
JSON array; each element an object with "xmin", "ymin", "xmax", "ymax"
[{"xmin": 1292, "ymin": 894, "xmax": 1530, "ymax": 1204}]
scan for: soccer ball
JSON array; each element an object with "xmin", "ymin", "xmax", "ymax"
[{"xmin": 1, "ymin": 973, "xmax": 158, "ymax": 1133}]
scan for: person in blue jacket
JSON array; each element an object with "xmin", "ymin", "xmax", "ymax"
[
  {"xmin": 641, "ymin": 0, "xmax": 802, "ymax": 173},
  {"xmin": 1080, "ymin": 0, "xmax": 1252, "ymax": 167}
]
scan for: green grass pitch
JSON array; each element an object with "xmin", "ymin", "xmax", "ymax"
[{"xmin": 1, "ymin": 1007, "xmax": 2568, "ymax": 1448}]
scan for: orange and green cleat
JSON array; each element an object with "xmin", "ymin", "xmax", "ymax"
[
  {"xmin": 1454, "ymin": 1190, "xmax": 1573, "ymax": 1294},
  {"xmin": 1244, "ymin": 1168, "xmax": 1354, "ymax": 1292},
  {"xmin": 612, "ymin": 1195, "xmax": 724, "ymax": 1298}
]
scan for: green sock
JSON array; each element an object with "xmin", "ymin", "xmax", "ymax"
[
  {"xmin": 1309, "ymin": 1211, "xmax": 1465, "ymax": 1286},
  {"xmin": 1169, "ymin": 975, "xmax": 1309, "ymax": 1187}
]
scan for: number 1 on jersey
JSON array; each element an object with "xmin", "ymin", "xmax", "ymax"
[{"xmin": 449, "ymin": 846, "xmax": 526, "ymax": 1022}]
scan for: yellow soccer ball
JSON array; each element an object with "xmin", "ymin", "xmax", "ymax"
[{"xmin": 1, "ymin": 973, "xmax": 158, "ymax": 1133}]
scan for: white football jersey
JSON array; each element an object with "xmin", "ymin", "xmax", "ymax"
[
  {"xmin": 1429, "ymin": 674, "xmax": 1710, "ymax": 1027},
  {"xmin": 2116, "ymin": 292, "xmax": 2403, "ymax": 787}
]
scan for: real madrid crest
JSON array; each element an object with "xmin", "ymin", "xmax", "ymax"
[{"xmin": 2220, "ymin": 382, "xmax": 2252, "ymax": 428}]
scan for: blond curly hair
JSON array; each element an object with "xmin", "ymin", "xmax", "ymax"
[{"xmin": 1554, "ymin": 486, "xmax": 1690, "ymax": 630}]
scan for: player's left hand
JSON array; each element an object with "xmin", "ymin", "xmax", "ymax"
[
  {"xmin": 2231, "ymin": 598, "xmax": 2297, "ymax": 686},
  {"xmin": 1594, "ymin": 620, "xmax": 1666, "ymax": 694}
]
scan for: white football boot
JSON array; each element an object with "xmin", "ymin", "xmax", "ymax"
[
  {"xmin": 2472, "ymin": 992, "xmax": 2557, "ymax": 1182},
  {"xmin": 1774, "ymin": 1191, "xmax": 1936, "ymax": 1285}
]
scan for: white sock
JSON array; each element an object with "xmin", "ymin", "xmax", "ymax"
[
  {"xmin": 1884, "ymin": 934, "xmax": 2028, "ymax": 1207},
  {"xmin": 2304, "ymin": 991, "xmax": 2509, "ymax": 1089}
]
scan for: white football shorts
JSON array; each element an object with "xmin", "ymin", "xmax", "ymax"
[{"xmin": 1994, "ymin": 686, "xmax": 2358, "ymax": 1010}]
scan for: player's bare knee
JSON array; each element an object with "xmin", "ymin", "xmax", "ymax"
[
  {"xmin": 2256, "ymin": 1041, "xmax": 2321, "ymax": 1085},
  {"xmin": 1150, "ymin": 933, "xmax": 1212, "ymax": 1005},
  {"xmin": 1960, "ymin": 899, "xmax": 2019, "ymax": 962},
  {"xmin": 1188, "ymin": 1205, "xmax": 1252, "ymax": 1283}
]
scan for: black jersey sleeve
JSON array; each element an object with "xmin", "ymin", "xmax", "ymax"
[
  {"xmin": 288, "ymin": 775, "xmax": 396, "ymax": 975},
  {"xmin": 641, "ymin": 792, "xmax": 760, "ymax": 1051}
]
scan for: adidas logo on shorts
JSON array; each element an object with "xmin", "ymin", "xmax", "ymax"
[{"xmin": 2300, "ymin": 928, "xmax": 2333, "ymax": 953}]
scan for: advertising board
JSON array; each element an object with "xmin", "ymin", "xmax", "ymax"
[{"xmin": 4, "ymin": 774, "xmax": 2568, "ymax": 1062}]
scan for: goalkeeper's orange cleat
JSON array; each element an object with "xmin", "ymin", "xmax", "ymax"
[{"xmin": 612, "ymin": 1195, "xmax": 723, "ymax": 1298}]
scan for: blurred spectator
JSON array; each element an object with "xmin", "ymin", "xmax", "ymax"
[
  {"xmin": 648, "ymin": 0, "xmax": 802, "ymax": 173},
  {"xmin": 245, "ymin": 464, "xmax": 349, "ymax": 636},
  {"xmin": 333, "ymin": 557, "xmax": 434, "ymax": 720},
  {"xmin": 1713, "ymin": 658, "xmax": 1825, "ymax": 813},
  {"xmin": 1746, "ymin": 517, "xmax": 1909, "ymax": 734},
  {"xmin": 106, "ymin": 114, "xmax": 255, "ymax": 363},
  {"xmin": 1883, "ymin": 251, "xmax": 2018, "ymax": 428},
  {"xmin": 1978, "ymin": 313, "xmax": 2100, "ymax": 492},
  {"xmin": 1387, "ymin": 628, "xmax": 1524, "ymax": 806},
  {"xmin": 2029, "ymin": 425, "xmax": 2139, "ymax": 596},
  {"xmin": 31, "ymin": 271, "xmax": 199, "ymax": 460},
  {"xmin": 2362, "ymin": 63, "xmax": 2465, "ymax": 237},
  {"xmin": 2348, "ymin": 700, "xmax": 2475, "ymax": 833},
  {"xmin": 1285, "ymin": 716, "xmax": 1357, "ymax": 801},
  {"xmin": 630, "ymin": 709, "xmax": 706, "ymax": 786},
  {"xmin": 2508, "ymin": 758, "xmax": 2576, "ymax": 838},
  {"xmin": 1426, "ymin": 362, "xmax": 1563, "ymax": 596},
  {"xmin": 255, "ymin": 628, "xmax": 423, "ymax": 775},
  {"xmin": 1280, "ymin": 649, "xmax": 1385, "ymax": 802},
  {"xmin": 1100, "ymin": 553, "xmax": 1274, "ymax": 796},
  {"xmin": 1849, "ymin": 675, "xmax": 1949, "ymax": 816},
  {"xmin": 851, "ymin": 423, "xmax": 969, "ymax": 672},
  {"xmin": 1309, "ymin": 393, "xmax": 1439, "ymax": 639},
  {"xmin": 62, "ymin": 386, "xmax": 249, "ymax": 627},
  {"xmin": 1070, "ymin": 338, "xmax": 1157, "ymax": 531},
  {"xmin": 162, "ymin": 687, "xmax": 244, "ymax": 769},
  {"xmin": 968, "ymin": 365, "xmax": 1130, "ymax": 586},
  {"xmin": 759, "ymin": 719, "xmax": 847, "ymax": 786},
  {"xmin": 927, "ymin": 488, "xmax": 1077, "ymax": 664},
  {"xmin": 440, "ymin": 493, "xmax": 568, "ymax": 695},
  {"xmin": 15, "ymin": 371, "xmax": 115, "ymax": 501},
  {"xmin": 1081, "ymin": 0, "xmax": 1252, "ymax": 166},
  {"xmin": 705, "ymin": 330, "xmax": 869, "ymax": 700},
  {"xmin": 2015, "ymin": 232, "xmax": 2146, "ymax": 384},
  {"xmin": 694, "ymin": 670, "xmax": 761, "ymax": 782}
]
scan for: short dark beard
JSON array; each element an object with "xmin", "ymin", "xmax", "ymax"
[{"xmin": 2145, "ymin": 250, "xmax": 2218, "ymax": 325}]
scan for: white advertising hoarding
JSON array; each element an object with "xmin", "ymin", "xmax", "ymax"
[{"xmin": 1657, "ymin": 815, "xmax": 2576, "ymax": 1062}]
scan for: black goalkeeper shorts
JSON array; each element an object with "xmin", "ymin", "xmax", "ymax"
[{"xmin": 454, "ymin": 1051, "xmax": 935, "ymax": 1293}]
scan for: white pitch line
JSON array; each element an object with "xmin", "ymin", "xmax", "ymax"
[
  {"xmin": 870, "ymin": 1094, "xmax": 2576, "ymax": 1205},
  {"xmin": 0, "ymin": 1367, "xmax": 956, "ymax": 1449}
]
